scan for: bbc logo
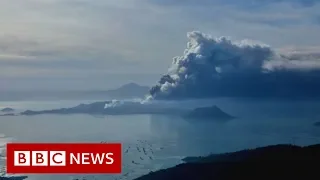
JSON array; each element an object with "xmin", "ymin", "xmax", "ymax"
[
  {"xmin": 14, "ymin": 151, "xmax": 66, "ymax": 166},
  {"xmin": 6, "ymin": 143, "xmax": 122, "ymax": 174}
]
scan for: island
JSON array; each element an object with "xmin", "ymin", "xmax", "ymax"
[
  {"xmin": 20, "ymin": 101, "xmax": 189, "ymax": 116},
  {"xmin": 0, "ymin": 108, "xmax": 14, "ymax": 112},
  {"xmin": 19, "ymin": 100, "xmax": 236, "ymax": 120},
  {"xmin": 0, "ymin": 113, "xmax": 16, "ymax": 116},
  {"xmin": 134, "ymin": 144, "xmax": 320, "ymax": 180},
  {"xmin": 182, "ymin": 105, "xmax": 234, "ymax": 120}
]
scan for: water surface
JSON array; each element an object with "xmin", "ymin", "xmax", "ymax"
[{"xmin": 1, "ymin": 98, "xmax": 320, "ymax": 180}]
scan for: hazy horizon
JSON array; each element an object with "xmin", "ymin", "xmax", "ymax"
[
  {"xmin": 1, "ymin": 0, "xmax": 320, "ymax": 92},
  {"xmin": 0, "ymin": 73, "xmax": 159, "ymax": 92}
]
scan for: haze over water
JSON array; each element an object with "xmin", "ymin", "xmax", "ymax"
[{"xmin": 1, "ymin": 98, "xmax": 320, "ymax": 180}]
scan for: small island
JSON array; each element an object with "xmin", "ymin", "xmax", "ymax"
[
  {"xmin": 182, "ymin": 105, "xmax": 234, "ymax": 120},
  {"xmin": 0, "ymin": 113, "xmax": 16, "ymax": 116},
  {"xmin": 0, "ymin": 176, "xmax": 28, "ymax": 180},
  {"xmin": 0, "ymin": 108, "xmax": 14, "ymax": 112}
]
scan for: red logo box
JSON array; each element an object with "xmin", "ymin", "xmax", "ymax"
[{"xmin": 6, "ymin": 143, "xmax": 122, "ymax": 174}]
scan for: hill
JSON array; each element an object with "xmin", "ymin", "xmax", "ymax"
[
  {"xmin": 135, "ymin": 144, "xmax": 320, "ymax": 180},
  {"xmin": 0, "ymin": 108, "xmax": 14, "ymax": 112},
  {"xmin": 182, "ymin": 105, "xmax": 234, "ymax": 120}
]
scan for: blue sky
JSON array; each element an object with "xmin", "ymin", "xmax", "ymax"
[{"xmin": 1, "ymin": 0, "xmax": 320, "ymax": 91}]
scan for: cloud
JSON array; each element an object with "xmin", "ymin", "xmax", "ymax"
[
  {"xmin": 1, "ymin": 0, "xmax": 320, "ymax": 91},
  {"xmin": 0, "ymin": 0, "xmax": 182, "ymax": 81},
  {"xmin": 264, "ymin": 47, "xmax": 320, "ymax": 71},
  {"xmin": 148, "ymin": 31, "xmax": 320, "ymax": 100}
]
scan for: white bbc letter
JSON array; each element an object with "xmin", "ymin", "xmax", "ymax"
[
  {"xmin": 32, "ymin": 151, "xmax": 48, "ymax": 166},
  {"xmin": 82, "ymin": 153, "xmax": 90, "ymax": 164},
  {"xmin": 70, "ymin": 153, "xmax": 80, "ymax": 164},
  {"xmin": 50, "ymin": 151, "xmax": 66, "ymax": 166},
  {"xmin": 14, "ymin": 151, "xmax": 30, "ymax": 166},
  {"xmin": 105, "ymin": 153, "xmax": 114, "ymax": 164}
]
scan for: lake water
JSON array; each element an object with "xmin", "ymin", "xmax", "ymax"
[{"xmin": 1, "ymin": 98, "xmax": 320, "ymax": 180}]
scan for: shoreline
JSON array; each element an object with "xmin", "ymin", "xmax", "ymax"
[{"xmin": 134, "ymin": 144, "xmax": 320, "ymax": 180}]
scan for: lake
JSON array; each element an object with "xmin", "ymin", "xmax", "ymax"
[{"xmin": 1, "ymin": 98, "xmax": 320, "ymax": 180}]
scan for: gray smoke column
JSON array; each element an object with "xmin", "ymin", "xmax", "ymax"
[{"xmin": 148, "ymin": 31, "xmax": 320, "ymax": 100}]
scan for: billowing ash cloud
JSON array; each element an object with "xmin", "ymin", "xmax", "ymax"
[{"xmin": 148, "ymin": 31, "xmax": 320, "ymax": 100}]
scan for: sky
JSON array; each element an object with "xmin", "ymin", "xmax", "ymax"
[{"xmin": 1, "ymin": 0, "xmax": 320, "ymax": 91}]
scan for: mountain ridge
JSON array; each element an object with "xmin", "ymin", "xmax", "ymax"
[
  {"xmin": 0, "ymin": 83, "xmax": 150, "ymax": 101},
  {"xmin": 135, "ymin": 144, "xmax": 320, "ymax": 180}
]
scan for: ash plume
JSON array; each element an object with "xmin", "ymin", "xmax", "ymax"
[{"xmin": 148, "ymin": 31, "xmax": 320, "ymax": 100}]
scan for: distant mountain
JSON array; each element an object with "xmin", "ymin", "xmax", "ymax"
[
  {"xmin": 183, "ymin": 105, "xmax": 234, "ymax": 120},
  {"xmin": 105, "ymin": 83, "xmax": 150, "ymax": 98},
  {"xmin": 0, "ymin": 108, "xmax": 14, "ymax": 112},
  {"xmin": 0, "ymin": 83, "xmax": 150, "ymax": 101}
]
